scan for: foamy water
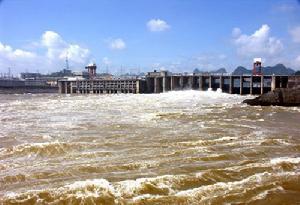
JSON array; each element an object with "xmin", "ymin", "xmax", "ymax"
[{"xmin": 0, "ymin": 90, "xmax": 300, "ymax": 204}]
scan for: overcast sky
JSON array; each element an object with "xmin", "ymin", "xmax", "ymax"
[{"xmin": 1, "ymin": 0, "xmax": 300, "ymax": 75}]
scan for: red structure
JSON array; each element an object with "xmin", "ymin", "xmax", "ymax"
[
  {"xmin": 253, "ymin": 58, "xmax": 262, "ymax": 75},
  {"xmin": 85, "ymin": 63, "xmax": 97, "ymax": 79}
]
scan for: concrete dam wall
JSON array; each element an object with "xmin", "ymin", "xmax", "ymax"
[{"xmin": 58, "ymin": 71, "xmax": 295, "ymax": 95}]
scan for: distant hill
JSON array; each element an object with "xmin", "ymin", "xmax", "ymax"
[
  {"xmin": 193, "ymin": 68, "xmax": 201, "ymax": 73},
  {"xmin": 211, "ymin": 68, "xmax": 227, "ymax": 74},
  {"xmin": 232, "ymin": 66, "xmax": 252, "ymax": 75},
  {"xmin": 232, "ymin": 64, "xmax": 295, "ymax": 75},
  {"xmin": 193, "ymin": 68, "xmax": 227, "ymax": 74},
  {"xmin": 263, "ymin": 64, "xmax": 295, "ymax": 75},
  {"xmin": 295, "ymin": 71, "xmax": 300, "ymax": 76}
]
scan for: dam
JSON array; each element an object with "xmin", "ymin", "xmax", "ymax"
[{"xmin": 58, "ymin": 70, "xmax": 290, "ymax": 95}]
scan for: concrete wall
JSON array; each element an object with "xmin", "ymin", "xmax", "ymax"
[
  {"xmin": 0, "ymin": 79, "xmax": 25, "ymax": 87},
  {"xmin": 0, "ymin": 87, "xmax": 57, "ymax": 94},
  {"xmin": 287, "ymin": 76, "xmax": 300, "ymax": 89}
]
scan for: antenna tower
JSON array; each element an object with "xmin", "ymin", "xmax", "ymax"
[
  {"xmin": 8, "ymin": 67, "xmax": 11, "ymax": 78},
  {"xmin": 65, "ymin": 52, "xmax": 69, "ymax": 70}
]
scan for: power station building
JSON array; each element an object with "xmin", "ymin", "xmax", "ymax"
[{"xmin": 58, "ymin": 63, "xmax": 147, "ymax": 94}]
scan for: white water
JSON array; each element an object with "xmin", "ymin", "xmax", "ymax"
[{"xmin": 0, "ymin": 91, "xmax": 299, "ymax": 204}]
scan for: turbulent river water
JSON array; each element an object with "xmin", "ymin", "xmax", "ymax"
[{"xmin": 0, "ymin": 90, "xmax": 300, "ymax": 205}]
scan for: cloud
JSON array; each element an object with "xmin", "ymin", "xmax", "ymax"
[
  {"xmin": 0, "ymin": 42, "xmax": 36, "ymax": 60},
  {"xmin": 147, "ymin": 19, "xmax": 170, "ymax": 32},
  {"xmin": 289, "ymin": 26, "xmax": 300, "ymax": 43},
  {"xmin": 193, "ymin": 54, "xmax": 228, "ymax": 70},
  {"xmin": 218, "ymin": 54, "xmax": 227, "ymax": 60},
  {"xmin": 59, "ymin": 45, "xmax": 90, "ymax": 64},
  {"xmin": 294, "ymin": 55, "xmax": 300, "ymax": 69},
  {"xmin": 42, "ymin": 31, "xmax": 90, "ymax": 64},
  {"xmin": 274, "ymin": 4, "xmax": 296, "ymax": 12},
  {"xmin": 42, "ymin": 31, "xmax": 65, "ymax": 48},
  {"xmin": 0, "ymin": 31, "xmax": 91, "ymax": 74},
  {"xmin": 232, "ymin": 24, "xmax": 283, "ymax": 57},
  {"xmin": 109, "ymin": 38, "xmax": 126, "ymax": 50},
  {"xmin": 0, "ymin": 42, "xmax": 38, "ymax": 74},
  {"xmin": 151, "ymin": 53, "xmax": 228, "ymax": 73},
  {"xmin": 102, "ymin": 57, "xmax": 112, "ymax": 65},
  {"xmin": 232, "ymin": 28, "xmax": 241, "ymax": 37}
]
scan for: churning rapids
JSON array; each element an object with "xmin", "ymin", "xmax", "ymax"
[{"xmin": 0, "ymin": 90, "xmax": 300, "ymax": 205}]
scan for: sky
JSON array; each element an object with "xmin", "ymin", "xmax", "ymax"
[{"xmin": 0, "ymin": 0, "xmax": 300, "ymax": 75}]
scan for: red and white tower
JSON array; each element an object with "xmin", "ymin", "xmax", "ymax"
[
  {"xmin": 85, "ymin": 63, "xmax": 97, "ymax": 79},
  {"xmin": 253, "ymin": 58, "xmax": 262, "ymax": 75}
]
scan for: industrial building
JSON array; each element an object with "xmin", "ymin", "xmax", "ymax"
[{"xmin": 58, "ymin": 63, "xmax": 146, "ymax": 94}]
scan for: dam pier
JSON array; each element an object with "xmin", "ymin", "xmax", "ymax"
[{"xmin": 58, "ymin": 70, "xmax": 290, "ymax": 95}]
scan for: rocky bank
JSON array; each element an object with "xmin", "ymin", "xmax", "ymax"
[{"xmin": 243, "ymin": 88, "xmax": 300, "ymax": 106}]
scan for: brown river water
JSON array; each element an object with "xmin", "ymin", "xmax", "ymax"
[{"xmin": 0, "ymin": 90, "xmax": 300, "ymax": 205}]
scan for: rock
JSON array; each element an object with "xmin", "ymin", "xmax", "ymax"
[{"xmin": 243, "ymin": 88, "xmax": 300, "ymax": 106}]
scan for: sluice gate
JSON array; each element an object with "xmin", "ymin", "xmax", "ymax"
[{"xmin": 145, "ymin": 71, "xmax": 289, "ymax": 95}]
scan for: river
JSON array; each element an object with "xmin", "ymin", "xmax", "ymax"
[{"xmin": 1, "ymin": 90, "xmax": 300, "ymax": 204}]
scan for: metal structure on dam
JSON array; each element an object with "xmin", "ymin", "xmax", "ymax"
[{"xmin": 58, "ymin": 70, "xmax": 289, "ymax": 95}]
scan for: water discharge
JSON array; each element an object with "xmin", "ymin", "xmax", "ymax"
[{"xmin": 0, "ymin": 90, "xmax": 299, "ymax": 204}]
